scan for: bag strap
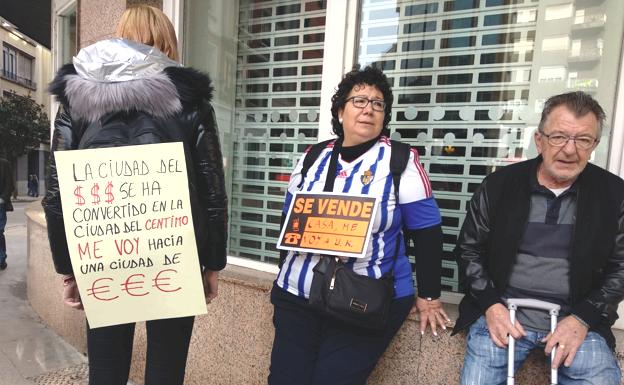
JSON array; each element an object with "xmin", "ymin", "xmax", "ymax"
[
  {"xmin": 384, "ymin": 140, "xmax": 412, "ymax": 275},
  {"xmin": 322, "ymin": 138, "xmax": 342, "ymax": 192},
  {"xmin": 297, "ymin": 138, "xmax": 334, "ymax": 190},
  {"xmin": 389, "ymin": 140, "xmax": 411, "ymax": 202}
]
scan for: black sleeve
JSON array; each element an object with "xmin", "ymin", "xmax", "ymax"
[
  {"xmin": 455, "ymin": 180, "xmax": 502, "ymax": 312},
  {"xmin": 572, "ymin": 199, "xmax": 624, "ymax": 329},
  {"xmin": 41, "ymin": 106, "xmax": 75, "ymax": 275},
  {"xmin": 191, "ymin": 102, "xmax": 228, "ymax": 271},
  {"xmin": 405, "ymin": 224, "xmax": 443, "ymax": 299}
]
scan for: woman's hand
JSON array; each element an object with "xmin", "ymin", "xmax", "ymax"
[
  {"xmin": 411, "ymin": 297, "xmax": 450, "ymax": 336},
  {"xmin": 62, "ymin": 275, "xmax": 83, "ymax": 310},
  {"xmin": 202, "ymin": 270, "xmax": 219, "ymax": 304}
]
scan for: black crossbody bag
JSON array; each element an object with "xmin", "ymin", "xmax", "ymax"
[{"xmin": 305, "ymin": 138, "xmax": 410, "ymax": 330}]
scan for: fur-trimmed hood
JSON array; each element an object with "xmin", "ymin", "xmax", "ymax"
[{"xmin": 49, "ymin": 39, "xmax": 213, "ymax": 123}]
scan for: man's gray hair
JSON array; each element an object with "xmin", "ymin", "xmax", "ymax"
[{"xmin": 538, "ymin": 91, "xmax": 606, "ymax": 137}]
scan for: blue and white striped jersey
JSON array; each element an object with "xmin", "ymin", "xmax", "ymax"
[{"xmin": 276, "ymin": 137, "xmax": 441, "ymax": 299}]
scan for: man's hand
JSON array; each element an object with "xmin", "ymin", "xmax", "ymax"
[
  {"xmin": 410, "ymin": 297, "xmax": 450, "ymax": 336},
  {"xmin": 62, "ymin": 275, "xmax": 83, "ymax": 310},
  {"xmin": 202, "ymin": 270, "xmax": 219, "ymax": 304},
  {"xmin": 485, "ymin": 303, "xmax": 526, "ymax": 348},
  {"xmin": 542, "ymin": 315, "xmax": 588, "ymax": 368}
]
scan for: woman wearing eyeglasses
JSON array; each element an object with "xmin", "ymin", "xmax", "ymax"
[{"xmin": 268, "ymin": 66, "xmax": 448, "ymax": 385}]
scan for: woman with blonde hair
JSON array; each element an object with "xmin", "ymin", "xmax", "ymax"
[
  {"xmin": 115, "ymin": 4, "xmax": 179, "ymax": 61},
  {"xmin": 43, "ymin": 5, "xmax": 227, "ymax": 385}
]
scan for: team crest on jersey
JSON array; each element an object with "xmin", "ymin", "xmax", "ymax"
[
  {"xmin": 360, "ymin": 170, "xmax": 374, "ymax": 185},
  {"xmin": 337, "ymin": 170, "xmax": 348, "ymax": 178}
]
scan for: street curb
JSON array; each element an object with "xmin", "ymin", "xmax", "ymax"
[{"xmin": 11, "ymin": 197, "xmax": 41, "ymax": 203}]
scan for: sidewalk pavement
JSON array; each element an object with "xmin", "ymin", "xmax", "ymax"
[
  {"xmin": 12, "ymin": 195, "xmax": 41, "ymax": 203},
  {"xmin": 1, "ymin": 200, "xmax": 88, "ymax": 385}
]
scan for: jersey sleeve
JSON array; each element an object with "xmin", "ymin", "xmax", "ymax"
[{"xmin": 399, "ymin": 148, "xmax": 441, "ymax": 230}]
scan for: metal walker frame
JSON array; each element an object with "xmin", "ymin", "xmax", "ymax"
[{"xmin": 506, "ymin": 298, "xmax": 561, "ymax": 385}]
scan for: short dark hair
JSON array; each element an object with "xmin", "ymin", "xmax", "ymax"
[
  {"xmin": 538, "ymin": 91, "xmax": 605, "ymax": 137},
  {"xmin": 330, "ymin": 66, "xmax": 394, "ymax": 138}
]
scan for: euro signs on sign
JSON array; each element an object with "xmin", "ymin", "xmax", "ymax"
[
  {"xmin": 277, "ymin": 192, "xmax": 379, "ymax": 258},
  {"xmin": 54, "ymin": 143, "xmax": 206, "ymax": 328}
]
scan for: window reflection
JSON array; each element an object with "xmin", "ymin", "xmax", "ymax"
[{"xmin": 358, "ymin": 0, "xmax": 623, "ymax": 292}]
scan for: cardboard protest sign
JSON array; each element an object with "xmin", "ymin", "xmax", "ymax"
[
  {"xmin": 54, "ymin": 142, "xmax": 206, "ymax": 328},
  {"xmin": 277, "ymin": 192, "xmax": 378, "ymax": 258}
]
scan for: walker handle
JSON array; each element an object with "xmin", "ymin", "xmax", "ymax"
[
  {"xmin": 506, "ymin": 299, "xmax": 560, "ymax": 316},
  {"xmin": 506, "ymin": 298, "xmax": 561, "ymax": 385}
]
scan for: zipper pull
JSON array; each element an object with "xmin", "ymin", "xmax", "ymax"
[{"xmin": 329, "ymin": 257, "xmax": 339, "ymax": 290}]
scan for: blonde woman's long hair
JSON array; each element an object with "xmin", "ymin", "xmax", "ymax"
[{"xmin": 116, "ymin": 5, "xmax": 179, "ymax": 62}]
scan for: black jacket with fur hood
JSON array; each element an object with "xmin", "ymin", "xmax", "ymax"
[{"xmin": 43, "ymin": 39, "xmax": 227, "ymax": 275}]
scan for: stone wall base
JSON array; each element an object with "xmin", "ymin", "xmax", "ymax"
[{"xmin": 26, "ymin": 204, "xmax": 624, "ymax": 384}]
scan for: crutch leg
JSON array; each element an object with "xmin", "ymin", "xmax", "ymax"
[
  {"xmin": 507, "ymin": 303, "xmax": 517, "ymax": 385},
  {"xmin": 549, "ymin": 308, "xmax": 560, "ymax": 385}
]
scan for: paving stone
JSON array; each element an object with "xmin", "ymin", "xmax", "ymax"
[{"xmin": 28, "ymin": 363, "xmax": 88, "ymax": 385}]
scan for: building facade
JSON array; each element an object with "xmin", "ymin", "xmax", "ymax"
[
  {"xmin": 0, "ymin": 16, "xmax": 52, "ymax": 196},
  {"xmin": 53, "ymin": 0, "xmax": 624, "ymax": 306}
]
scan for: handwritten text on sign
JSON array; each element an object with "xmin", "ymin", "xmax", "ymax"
[
  {"xmin": 55, "ymin": 143, "xmax": 206, "ymax": 328},
  {"xmin": 277, "ymin": 192, "xmax": 378, "ymax": 258}
]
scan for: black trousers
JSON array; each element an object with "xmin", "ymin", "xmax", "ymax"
[
  {"xmin": 86, "ymin": 316, "xmax": 195, "ymax": 385},
  {"xmin": 268, "ymin": 285, "xmax": 413, "ymax": 385}
]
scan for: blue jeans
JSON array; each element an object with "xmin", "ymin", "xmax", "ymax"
[
  {"xmin": 0, "ymin": 203, "xmax": 6, "ymax": 264},
  {"xmin": 461, "ymin": 316, "xmax": 621, "ymax": 385}
]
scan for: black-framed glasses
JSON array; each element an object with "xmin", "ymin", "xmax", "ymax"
[
  {"xmin": 539, "ymin": 130, "xmax": 598, "ymax": 150},
  {"xmin": 346, "ymin": 96, "xmax": 386, "ymax": 112}
]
